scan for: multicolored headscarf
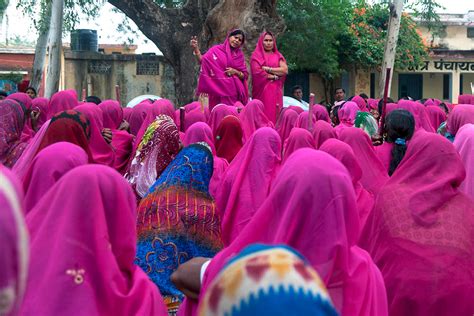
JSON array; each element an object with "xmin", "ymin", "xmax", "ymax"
[
  {"xmin": 199, "ymin": 244, "xmax": 339, "ymax": 316},
  {"xmin": 355, "ymin": 111, "xmax": 379, "ymax": 138},
  {"xmin": 0, "ymin": 99, "xmax": 28, "ymax": 168},
  {"xmin": 125, "ymin": 115, "xmax": 180, "ymax": 198},
  {"xmin": 136, "ymin": 143, "xmax": 222, "ymax": 314}
]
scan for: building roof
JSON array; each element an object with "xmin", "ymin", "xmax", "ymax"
[{"xmin": 415, "ymin": 11, "xmax": 474, "ymax": 26}]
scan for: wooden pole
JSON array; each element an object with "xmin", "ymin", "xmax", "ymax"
[
  {"xmin": 379, "ymin": 68, "xmax": 392, "ymax": 135},
  {"xmin": 81, "ymin": 88, "xmax": 86, "ymax": 102},
  {"xmin": 115, "ymin": 85, "xmax": 121, "ymax": 106},
  {"xmin": 308, "ymin": 93, "xmax": 315, "ymax": 131},
  {"xmin": 179, "ymin": 107, "xmax": 185, "ymax": 132}
]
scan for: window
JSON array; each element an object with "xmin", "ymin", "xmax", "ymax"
[
  {"xmin": 88, "ymin": 61, "xmax": 112, "ymax": 74},
  {"xmin": 443, "ymin": 74, "xmax": 450, "ymax": 100},
  {"xmin": 370, "ymin": 73, "xmax": 375, "ymax": 98},
  {"xmin": 136, "ymin": 60, "xmax": 160, "ymax": 75},
  {"xmin": 468, "ymin": 27, "xmax": 474, "ymax": 38}
]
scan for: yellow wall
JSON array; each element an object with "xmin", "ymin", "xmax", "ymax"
[
  {"xmin": 462, "ymin": 73, "xmax": 474, "ymax": 94},
  {"xmin": 419, "ymin": 25, "xmax": 474, "ymax": 50},
  {"xmin": 422, "ymin": 73, "xmax": 445, "ymax": 100}
]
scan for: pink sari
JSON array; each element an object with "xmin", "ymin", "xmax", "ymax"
[
  {"xmin": 217, "ymin": 127, "xmax": 281, "ymax": 246},
  {"xmin": 352, "ymin": 95, "xmax": 368, "ymax": 112},
  {"xmin": 207, "ymin": 104, "xmax": 238, "ymax": 137},
  {"xmin": 128, "ymin": 102, "xmax": 150, "ymax": 136},
  {"xmin": 339, "ymin": 127, "xmax": 388, "ymax": 195},
  {"xmin": 181, "ymin": 149, "xmax": 388, "ymax": 316},
  {"xmin": 313, "ymin": 120, "xmax": 337, "ymax": 149},
  {"xmin": 294, "ymin": 111, "xmax": 317, "ymax": 132},
  {"xmin": 425, "ymin": 105, "xmax": 446, "ymax": 131},
  {"xmin": 0, "ymin": 166, "xmax": 29, "ymax": 316},
  {"xmin": 22, "ymin": 165, "xmax": 168, "ymax": 315},
  {"xmin": 47, "ymin": 90, "xmax": 78, "ymax": 119},
  {"xmin": 183, "ymin": 122, "xmax": 229, "ymax": 198},
  {"xmin": 250, "ymin": 32, "xmax": 286, "ymax": 123},
  {"xmin": 184, "ymin": 109, "xmax": 206, "ymax": 132},
  {"xmin": 75, "ymin": 103, "xmax": 115, "ymax": 166},
  {"xmin": 320, "ymin": 139, "xmax": 375, "ymax": 230},
  {"xmin": 374, "ymin": 141, "xmax": 393, "ymax": 174},
  {"xmin": 0, "ymin": 100, "xmax": 28, "ymax": 168},
  {"xmin": 447, "ymin": 104, "xmax": 474, "ymax": 136},
  {"xmin": 276, "ymin": 108, "xmax": 298, "ymax": 144},
  {"xmin": 22, "ymin": 142, "xmax": 88, "ymax": 214},
  {"xmin": 239, "ymin": 99, "xmax": 274, "ymax": 141},
  {"xmin": 453, "ymin": 124, "xmax": 474, "ymax": 200},
  {"xmin": 360, "ymin": 132, "xmax": 474, "ymax": 316},
  {"xmin": 282, "ymin": 127, "xmax": 314, "ymax": 163},
  {"xmin": 197, "ymin": 31, "xmax": 249, "ymax": 109},
  {"xmin": 335, "ymin": 101, "xmax": 359, "ymax": 135}
]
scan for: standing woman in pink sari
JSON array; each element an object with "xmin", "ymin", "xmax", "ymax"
[
  {"xmin": 251, "ymin": 32, "xmax": 288, "ymax": 124},
  {"xmin": 191, "ymin": 30, "xmax": 249, "ymax": 110}
]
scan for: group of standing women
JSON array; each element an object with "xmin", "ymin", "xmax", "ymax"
[
  {"xmin": 192, "ymin": 29, "xmax": 288, "ymax": 124},
  {"xmin": 1, "ymin": 29, "xmax": 474, "ymax": 316}
]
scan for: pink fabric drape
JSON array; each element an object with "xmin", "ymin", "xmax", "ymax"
[
  {"xmin": 0, "ymin": 100, "xmax": 28, "ymax": 168},
  {"xmin": 276, "ymin": 108, "xmax": 298, "ymax": 144},
  {"xmin": 453, "ymin": 124, "xmax": 474, "ymax": 200},
  {"xmin": 335, "ymin": 101, "xmax": 359, "ymax": 135},
  {"xmin": 74, "ymin": 103, "xmax": 115, "ymax": 166},
  {"xmin": 99, "ymin": 100, "xmax": 123, "ymax": 129},
  {"xmin": 182, "ymin": 149, "xmax": 387, "ymax": 316},
  {"xmin": 320, "ymin": 139, "xmax": 375, "ymax": 230},
  {"xmin": 128, "ymin": 102, "xmax": 150, "ymax": 136},
  {"xmin": 374, "ymin": 141, "xmax": 393, "ymax": 174},
  {"xmin": 22, "ymin": 142, "xmax": 88, "ymax": 214},
  {"xmin": 215, "ymin": 115, "xmax": 243, "ymax": 163},
  {"xmin": 360, "ymin": 132, "xmax": 474, "ymax": 315},
  {"xmin": 184, "ymin": 109, "xmax": 207, "ymax": 132},
  {"xmin": 0, "ymin": 165, "xmax": 29, "ymax": 316},
  {"xmin": 217, "ymin": 127, "xmax": 281, "ymax": 246},
  {"xmin": 47, "ymin": 90, "xmax": 78, "ymax": 119},
  {"xmin": 352, "ymin": 95, "xmax": 368, "ymax": 112},
  {"xmin": 22, "ymin": 165, "xmax": 168, "ymax": 315},
  {"xmin": 313, "ymin": 120, "xmax": 337, "ymax": 149},
  {"xmin": 425, "ymin": 105, "xmax": 446, "ymax": 131},
  {"xmin": 239, "ymin": 99, "xmax": 274, "ymax": 141},
  {"xmin": 282, "ymin": 127, "xmax": 314, "ymax": 163},
  {"xmin": 112, "ymin": 130, "xmax": 134, "ymax": 175},
  {"xmin": 208, "ymin": 104, "xmax": 238, "ymax": 137},
  {"xmin": 447, "ymin": 104, "xmax": 474, "ymax": 136},
  {"xmin": 294, "ymin": 111, "xmax": 317, "ymax": 132},
  {"xmin": 339, "ymin": 127, "xmax": 388, "ymax": 194},
  {"xmin": 197, "ymin": 31, "xmax": 249, "ymax": 109},
  {"xmin": 250, "ymin": 32, "xmax": 286, "ymax": 123}
]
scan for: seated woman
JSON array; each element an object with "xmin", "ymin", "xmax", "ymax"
[
  {"xmin": 360, "ymin": 132, "xmax": 474, "ymax": 315},
  {"xmin": 136, "ymin": 143, "xmax": 222, "ymax": 314},
  {"xmin": 191, "ymin": 30, "xmax": 248, "ymax": 110},
  {"xmin": 22, "ymin": 165, "xmax": 168, "ymax": 315}
]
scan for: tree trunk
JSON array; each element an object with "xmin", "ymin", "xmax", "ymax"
[
  {"xmin": 30, "ymin": 28, "xmax": 49, "ymax": 93},
  {"xmin": 44, "ymin": 0, "xmax": 64, "ymax": 98},
  {"xmin": 108, "ymin": 0, "xmax": 283, "ymax": 106},
  {"xmin": 378, "ymin": 0, "xmax": 403, "ymax": 99}
]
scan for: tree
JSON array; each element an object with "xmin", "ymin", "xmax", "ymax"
[
  {"xmin": 108, "ymin": 0, "xmax": 284, "ymax": 105},
  {"xmin": 44, "ymin": 0, "xmax": 64, "ymax": 98}
]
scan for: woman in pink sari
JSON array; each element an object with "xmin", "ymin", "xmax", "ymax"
[
  {"xmin": 184, "ymin": 109, "xmax": 207, "ymax": 132},
  {"xmin": 217, "ymin": 127, "xmax": 281, "ymax": 246},
  {"xmin": 47, "ymin": 90, "xmax": 78, "ymax": 119},
  {"xmin": 282, "ymin": 127, "xmax": 314, "ymax": 163},
  {"xmin": 313, "ymin": 120, "xmax": 337, "ymax": 149},
  {"xmin": 0, "ymin": 99, "xmax": 29, "ymax": 168},
  {"xmin": 184, "ymin": 122, "xmax": 229, "ymax": 199},
  {"xmin": 335, "ymin": 101, "xmax": 359, "ymax": 135},
  {"xmin": 175, "ymin": 149, "xmax": 388, "ymax": 316},
  {"xmin": 75, "ymin": 103, "xmax": 115, "ymax": 166},
  {"xmin": 339, "ymin": 127, "xmax": 388, "ymax": 194},
  {"xmin": 446, "ymin": 104, "xmax": 474, "ymax": 140},
  {"xmin": 214, "ymin": 115, "xmax": 243, "ymax": 163},
  {"xmin": 425, "ymin": 104, "xmax": 446, "ymax": 131},
  {"xmin": 99, "ymin": 100, "xmax": 134, "ymax": 174},
  {"xmin": 250, "ymin": 32, "xmax": 288, "ymax": 124},
  {"xmin": 22, "ymin": 142, "xmax": 88, "ymax": 214},
  {"xmin": 360, "ymin": 132, "xmax": 474, "ymax": 316},
  {"xmin": 320, "ymin": 139, "xmax": 375, "ymax": 230},
  {"xmin": 276, "ymin": 108, "xmax": 298, "ymax": 144},
  {"xmin": 239, "ymin": 99, "xmax": 274, "ymax": 141},
  {"xmin": 0, "ymin": 165, "xmax": 29, "ymax": 316},
  {"xmin": 207, "ymin": 104, "xmax": 238, "ymax": 137},
  {"xmin": 22, "ymin": 165, "xmax": 168, "ymax": 315},
  {"xmin": 453, "ymin": 124, "xmax": 474, "ymax": 200},
  {"xmin": 192, "ymin": 30, "xmax": 248, "ymax": 110}
]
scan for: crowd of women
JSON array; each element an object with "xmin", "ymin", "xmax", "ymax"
[{"xmin": 1, "ymin": 29, "xmax": 474, "ymax": 316}]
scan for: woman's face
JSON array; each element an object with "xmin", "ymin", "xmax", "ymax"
[
  {"xmin": 229, "ymin": 34, "xmax": 244, "ymax": 49},
  {"xmin": 26, "ymin": 89, "xmax": 36, "ymax": 99},
  {"xmin": 263, "ymin": 34, "xmax": 274, "ymax": 52}
]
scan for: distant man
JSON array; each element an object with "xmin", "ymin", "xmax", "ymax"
[
  {"xmin": 292, "ymin": 85, "xmax": 309, "ymax": 106},
  {"xmin": 334, "ymin": 87, "xmax": 346, "ymax": 104}
]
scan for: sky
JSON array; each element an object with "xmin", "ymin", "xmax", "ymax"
[{"xmin": 2, "ymin": 0, "xmax": 473, "ymax": 54}]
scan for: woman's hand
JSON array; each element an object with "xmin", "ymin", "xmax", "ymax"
[
  {"xmin": 225, "ymin": 67, "xmax": 244, "ymax": 79},
  {"xmin": 262, "ymin": 66, "xmax": 272, "ymax": 73},
  {"xmin": 171, "ymin": 257, "xmax": 210, "ymax": 300},
  {"xmin": 30, "ymin": 110, "xmax": 40, "ymax": 131},
  {"xmin": 190, "ymin": 36, "xmax": 199, "ymax": 51},
  {"xmin": 101, "ymin": 128, "xmax": 113, "ymax": 144}
]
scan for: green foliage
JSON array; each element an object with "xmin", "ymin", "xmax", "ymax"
[
  {"xmin": 407, "ymin": 0, "xmax": 445, "ymax": 38},
  {"xmin": 0, "ymin": 0, "xmax": 9, "ymax": 14},
  {"xmin": 278, "ymin": 0, "xmax": 430, "ymax": 80}
]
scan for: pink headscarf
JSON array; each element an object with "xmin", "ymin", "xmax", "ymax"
[
  {"xmin": 396, "ymin": 100, "xmax": 434, "ymax": 132},
  {"xmin": 128, "ymin": 102, "xmax": 149, "ymax": 136},
  {"xmin": 22, "ymin": 165, "xmax": 168, "ymax": 315},
  {"xmin": 339, "ymin": 127, "xmax": 388, "ymax": 194},
  {"xmin": 352, "ymin": 95, "xmax": 368, "ymax": 112},
  {"xmin": 6, "ymin": 93, "xmax": 32, "ymax": 111},
  {"xmin": 47, "ymin": 90, "xmax": 78, "ymax": 119},
  {"xmin": 457, "ymin": 94, "xmax": 471, "ymax": 104},
  {"xmin": 99, "ymin": 100, "xmax": 123, "ymax": 129},
  {"xmin": 22, "ymin": 142, "xmax": 88, "ymax": 214},
  {"xmin": 282, "ymin": 127, "xmax": 314, "ymax": 163},
  {"xmin": 286, "ymin": 105, "xmax": 304, "ymax": 114},
  {"xmin": 74, "ymin": 103, "xmax": 115, "ymax": 166},
  {"xmin": 239, "ymin": 99, "xmax": 274, "ymax": 141},
  {"xmin": 190, "ymin": 149, "xmax": 387, "ymax": 316},
  {"xmin": 425, "ymin": 105, "xmax": 446, "ymax": 131},
  {"xmin": 31, "ymin": 97, "xmax": 49, "ymax": 129},
  {"xmin": 184, "ymin": 109, "xmax": 207, "ymax": 132},
  {"xmin": 197, "ymin": 30, "xmax": 249, "ymax": 108},
  {"xmin": 313, "ymin": 120, "xmax": 337, "ymax": 149},
  {"xmin": 276, "ymin": 108, "xmax": 298, "ymax": 143},
  {"xmin": 447, "ymin": 104, "xmax": 474, "ymax": 136},
  {"xmin": 215, "ymin": 115, "xmax": 243, "ymax": 164},
  {"xmin": 0, "ymin": 99, "xmax": 28, "ymax": 168},
  {"xmin": 453, "ymin": 124, "xmax": 474, "ymax": 200},
  {"xmin": 294, "ymin": 111, "xmax": 316, "ymax": 132},
  {"xmin": 123, "ymin": 107, "xmax": 133, "ymax": 122},
  {"xmin": 360, "ymin": 132, "xmax": 474, "ymax": 315},
  {"xmin": 208, "ymin": 104, "xmax": 238, "ymax": 137},
  {"xmin": 320, "ymin": 139, "xmax": 375, "ymax": 230},
  {"xmin": 0, "ymin": 166, "xmax": 28, "ymax": 316},
  {"xmin": 217, "ymin": 127, "xmax": 281, "ymax": 246},
  {"xmin": 335, "ymin": 101, "xmax": 359, "ymax": 135},
  {"xmin": 367, "ymin": 98, "xmax": 379, "ymax": 110},
  {"xmin": 374, "ymin": 141, "xmax": 393, "ymax": 173},
  {"xmin": 313, "ymin": 104, "xmax": 331, "ymax": 122},
  {"xmin": 183, "ymin": 122, "xmax": 229, "ymax": 199}
]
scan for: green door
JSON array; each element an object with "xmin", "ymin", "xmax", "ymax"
[{"xmin": 398, "ymin": 74, "xmax": 423, "ymax": 100}]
